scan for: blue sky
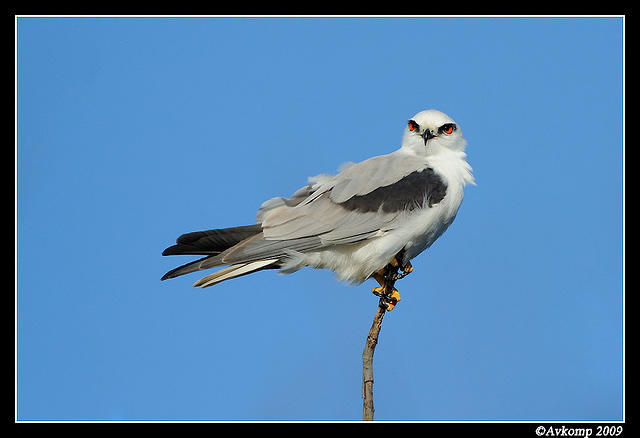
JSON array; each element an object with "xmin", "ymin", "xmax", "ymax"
[{"xmin": 16, "ymin": 16, "xmax": 623, "ymax": 421}]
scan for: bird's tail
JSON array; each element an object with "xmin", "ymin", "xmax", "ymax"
[
  {"xmin": 191, "ymin": 259, "xmax": 279, "ymax": 288},
  {"xmin": 161, "ymin": 224, "xmax": 266, "ymax": 281}
]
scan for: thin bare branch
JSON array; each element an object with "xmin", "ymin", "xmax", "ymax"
[
  {"xmin": 361, "ymin": 260, "xmax": 402, "ymax": 421},
  {"xmin": 362, "ymin": 302, "xmax": 386, "ymax": 420}
]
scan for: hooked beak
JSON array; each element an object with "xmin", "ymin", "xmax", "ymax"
[{"xmin": 422, "ymin": 129, "xmax": 435, "ymax": 145}]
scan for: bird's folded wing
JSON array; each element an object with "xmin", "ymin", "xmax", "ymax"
[
  {"xmin": 221, "ymin": 194, "xmax": 390, "ymax": 265},
  {"xmin": 302, "ymin": 152, "xmax": 425, "ymax": 204},
  {"xmin": 218, "ymin": 154, "xmax": 435, "ymax": 265}
]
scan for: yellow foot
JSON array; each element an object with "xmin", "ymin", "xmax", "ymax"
[
  {"xmin": 371, "ymin": 286, "xmax": 402, "ymax": 311},
  {"xmin": 401, "ymin": 261, "xmax": 413, "ymax": 274},
  {"xmin": 385, "ymin": 289, "xmax": 402, "ymax": 311}
]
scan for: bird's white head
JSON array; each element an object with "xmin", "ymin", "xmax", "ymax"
[{"xmin": 401, "ymin": 109, "xmax": 467, "ymax": 156}]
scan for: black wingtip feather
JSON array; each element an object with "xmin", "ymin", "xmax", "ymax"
[
  {"xmin": 162, "ymin": 244, "xmax": 214, "ymax": 256},
  {"xmin": 161, "ymin": 224, "xmax": 263, "ymax": 257},
  {"xmin": 161, "ymin": 224, "xmax": 264, "ymax": 281},
  {"xmin": 161, "ymin": 255, "xmax": 215, "ymax": 280}
]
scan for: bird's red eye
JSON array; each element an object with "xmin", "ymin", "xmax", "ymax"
[
  {"xmin": 439, "ymin": 123, "xmax": 456, "ymax": 135},
  {"xmin": 408, "ymin": 120, "xmax": 418, "ymax": 131}
]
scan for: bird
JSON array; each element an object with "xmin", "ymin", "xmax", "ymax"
[{"xmin": 161, "ymin": 109, "xmax": 475, "ymax": 310}]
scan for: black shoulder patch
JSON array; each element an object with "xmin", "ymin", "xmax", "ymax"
[{"xmin": 337, "ymin": 168, "xmax": 447, "ymax": 213}]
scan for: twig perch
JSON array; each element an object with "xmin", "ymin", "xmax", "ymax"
[
  {"xmin": 362, "ymin": 302, "xmax": 386, "ymax": 421},
  {"xmin": 361, "ymin": 260, "xmax": 402, "ymax": 421}
]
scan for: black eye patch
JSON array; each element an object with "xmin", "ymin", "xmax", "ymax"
[{"xmin": 408, "ymin": 120, "xmax": 419, "ymax": 132}]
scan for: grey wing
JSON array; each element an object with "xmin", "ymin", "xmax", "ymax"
[
  {"xmin": 218, "ymin": 154, "xmax": 442, "ymax": 265},
  {"xmin": 301, "ymin": 152, "xmax": 424, "ymax": 204},
  {"xmin": 219, "ymin": 193, "xmax": 393, "ymax": 265}
]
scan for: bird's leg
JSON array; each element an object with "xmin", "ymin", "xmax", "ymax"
[
  {"xmin": 388, "ymin": 256, "xmax": 413, "ymax": 277},
  {"xmin": 371, "ymin": 267, "xmax": 402, "ymax": 311},
  {"xmin": 395, "ymin": 260, "xmax": 414, "ymax": 280},
  {"xmin": 371, "ymin": 270, "xmax": 389, "ymax": 296},
  {"xmin": 369, "ymin": 253, "xmax": 414, "ymax": 310}
]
